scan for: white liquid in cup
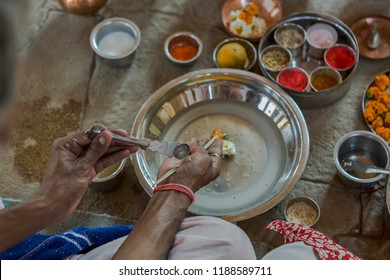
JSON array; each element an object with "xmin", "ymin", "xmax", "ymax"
[{"xmin": 98, "ymin": 31, "xmax": 135, "ymax": 57}]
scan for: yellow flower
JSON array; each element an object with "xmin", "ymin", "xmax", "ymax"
[
  {"xmin": 374, "ymin": 74, "xmax": 390, "ymax": 91},
  {"xmin": 367, "ymin": 86, "xmax": 380, "ymax": 99}
]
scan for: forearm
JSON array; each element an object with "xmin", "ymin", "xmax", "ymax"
[
  {"xmin": 112, "ymin": 190, "xmax": 191, "ymax": 260},
  {"xmin": 0, "ymin": 196, "xmax": 57, "ymax": 253}
]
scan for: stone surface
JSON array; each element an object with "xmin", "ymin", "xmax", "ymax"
[
  {"xmin": 361, "ymin": 190, "xmax": 386, "ymax": 236},
  {"xmin": 1, "ymin": 0, "xmax": 390, "ymax": 259}
]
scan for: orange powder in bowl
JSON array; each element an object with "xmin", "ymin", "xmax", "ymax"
[{"xmin": 170, "ymin": 42, "xmax": 198, "ymax": 61}]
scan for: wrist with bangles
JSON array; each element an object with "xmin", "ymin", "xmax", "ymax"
[{"xmin": 153, "ymin": 183, "xmax": 195, "ymax": 205}]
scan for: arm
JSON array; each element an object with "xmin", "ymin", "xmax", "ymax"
[
  {"xmin": 113, "ymin": 138, "xmax": 222, "ymax": 260},
  {"xmin": 0, "ymin": 129, "xmax": 137, "ymax": 253}
]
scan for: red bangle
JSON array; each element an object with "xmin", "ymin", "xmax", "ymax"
[{"xmin": 153, "ymin": 184, "xmax": 195, "ymax": 205}]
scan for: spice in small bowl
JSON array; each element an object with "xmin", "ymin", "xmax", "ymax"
[
  {"xmin": 284, "ymin": 197, "xmax": 320, "ymax": 227},
  {"xmin": 310, "ymin": 66, "xmax": 342, "ymax": 92},
  {"xmin": 274, "ymin": 23, "xmax": 306, "ymax": 57},
  {"xmin": 260, "ymin": 45, "xmax": 291, "ymax": 73},
  {"xmin": 164, "ymin": 31, "xmax": 203, "ymax": 66},
  {"xmin": 91, "ymin": 158, "xmax": 126, "ymax": 191},
  {"xmin": 277, "ymin": 67, "xmax": 309, "ymax": 92},
  {"xmin": 324, "ymin": 44, "xmax": 357, "ymax": 72},
  {"xmin": 307, "ymin": 23, "xmax": 338, "ymax": 59}
]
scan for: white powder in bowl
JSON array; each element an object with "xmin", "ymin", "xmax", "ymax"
[{"xmin": 286, "ymin": 201, "xmax": 318, "ymax": 226}]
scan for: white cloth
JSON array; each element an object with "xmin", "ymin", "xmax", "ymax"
[
  {"xmin": 70, "ymin": 216, "xmax": 256, "ymax": 260},
  {"xmin": 261, "ymin": 241, "xmax": 319, "ymax": 260},
  {"xmin": 0, "ymin": 198, "xmax": 4, "ymax": 210}
]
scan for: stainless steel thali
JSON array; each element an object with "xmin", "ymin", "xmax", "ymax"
[
  {"xmin": 259, "ymin": 12, "xmax": 359, "ymax": 109},
  {"xmin": 131, "ymin": 69, "xmax": 309, "ymax": 222}
]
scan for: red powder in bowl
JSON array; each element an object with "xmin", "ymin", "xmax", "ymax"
[
  {"xmin": 277, "ymin": 67, "xmax": 309, "ymax": 92},
  {"xmin": 325, "ymin": 45, "xmax": 356, "ymax": 71}
]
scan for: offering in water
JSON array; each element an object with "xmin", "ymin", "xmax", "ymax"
[
  {"xmin": 210, "ymin": 129, "xmax": 236, "ymax": 157},
  {"xmin": 277, "ymin": 67, "xmax": 309, "ymax": 92}
]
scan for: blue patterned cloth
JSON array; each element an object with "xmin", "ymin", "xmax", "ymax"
[{"xmin": 0, "ymin": 225, "xmax": 133, "ymax": 260}]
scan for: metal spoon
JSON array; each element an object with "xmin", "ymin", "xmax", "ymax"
[
  {"xmin": 367, "ymin": 22, "xmax": 381, "ymax": 50},
  {"xmin": 342, "ymin": 159, "xmax": 390, "ymax": 175},
  {"xmin": 85, "ymin": 124, "xmax": 190, "ymax": 160}
]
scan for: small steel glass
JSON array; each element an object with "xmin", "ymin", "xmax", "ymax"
[{"xmin": 90, "ymin": 17, "xmax": 141, "ymax": 67}]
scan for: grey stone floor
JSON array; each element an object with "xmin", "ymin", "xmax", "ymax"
[{"xmin": 1, "ymin": 0, "xmax": 390, "ymax": 259}]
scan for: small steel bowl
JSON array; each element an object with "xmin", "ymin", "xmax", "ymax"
[
  {"xmin": 221, "ymin": 0, "xmax": 283, "ymax": 42},
  {"xmin": 306, "ymin": 23, "xmax": 338, "ymax": 59},
  {"xmin": 274, "ymin": 23, "xmax": 306, "ymax": 58},
  {"xmin": 277, "ymin": 67, "xmax": 310, "ymax": 92},
  {"xmin": 164, "ymin": 31, "xmax": 202, "ymax": 66},
  {"xmin": 334, "ymin": 130, "xmax": 390, "ymax": 189},
  {"xmin": 284, "ymin": 196, "xmax": 320, "ymax": 227},
  {"xmin": 309, "ymin": 66, "xmax": 342, "ymax": 92},
  {"xmin": 213, "ymin": 38, "xmax": 257, "ymax": 71},
  {"xmin": 324, "ymin": 44, "xmax": 357, "ymax": 73},
  {"xmin": 90, "ymin": 18, "xmax": 141, "ymax": 67},
  {"xmin": 91, "ymin": 158, "xmax": 126, "ymax": 191},
  {"xmin": 259, "ymin": 44, "xmax": 292, "ymax": 75}
]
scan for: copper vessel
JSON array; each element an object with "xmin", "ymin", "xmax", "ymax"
[{"xmin": 59, "ymin": 0, "xmax": 108, "ymax": 15}]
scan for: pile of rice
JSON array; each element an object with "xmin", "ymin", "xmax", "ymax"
[{"xmin": 228, "ymin": 10, "xmax": 267, "ymax": 39}]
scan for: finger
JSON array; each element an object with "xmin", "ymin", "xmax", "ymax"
[
  {"xmin": 157, "ymin": 157, "xmax": 182, "ymax": 179},
  {"xmin": 196, "ymin": 137, "xmax": 209, "ymax": 147},
  {"xmin": 82, "ymin": 130, "xmax": 112, "ymax": 166},
  {"xmin": 94, "ymin": 149, "xmax": 130, "ymax": 174},
  {"xmin": 108, "ymin": 128, "xmax": 129, "ymax": 137},
  {"xmin": 106, "ymin": 145, "xmax": 138, "ymax": 155},
  {"xmin": 207, "ymin": 138, "xmax": 223, "ymax": 157}
]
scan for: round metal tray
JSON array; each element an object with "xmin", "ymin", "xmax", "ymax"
[
  {"xmin": 350, "ymin": 16, "xmax": 390, "ymax": 60},
  {"xmin": 259, "ymin": 12, "xmax": 359, "ymax": 109},
  {"xmin": 131, "ymin": 69, "xmax": 309, "ymax": 222}
]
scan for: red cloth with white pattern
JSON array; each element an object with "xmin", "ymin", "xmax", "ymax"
[{"xmin": 266, "ymin": 220, "xmax": 362, "ymax": 260}]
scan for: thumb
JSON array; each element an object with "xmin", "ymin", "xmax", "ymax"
[{"xmin": 83, "ymin": 131, "xmax": 112, "ymax": 166}]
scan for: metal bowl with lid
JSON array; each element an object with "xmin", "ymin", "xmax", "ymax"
[
  {"xmin": 259, "ymin": 12, "xmax": 359, "ymax": 109},
  {"xmin": 130, "ymin": 69, "xmax": 309, "ymax": 222}
]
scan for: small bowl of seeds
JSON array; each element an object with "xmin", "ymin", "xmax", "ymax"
[
  {"xmin": 284, "ymin": 196, "xmax": 320, "ymax": 227},
  {"xmin": 260, "ymin": 44, "xmax": 291, "ymax": 76}
]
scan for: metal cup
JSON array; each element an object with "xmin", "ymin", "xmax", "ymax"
[
  {"xmin": 334, "ymin": 130, "xmax": 390, "ymax": 189},
  {"xmin": 274, "ymin": 23, "xmax": 306, "ymax": 58},
  {"xmin": 90, "ymin": 18, "xmax": 141, "ymax": 67},
  {"xmin": 91, "ymin": 158, "xmax": 127, "ymax": 191}
]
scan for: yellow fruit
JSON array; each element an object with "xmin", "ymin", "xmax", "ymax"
[{"xmin": 216, "ymin": 42, "xmax": 249, "ymax": 69}]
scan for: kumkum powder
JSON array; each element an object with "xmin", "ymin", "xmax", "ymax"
[
  {"xmin": 325, "ymin": 45, "xmax": 356, "ymax": 71},
  {"xmin": 277, "ymin": 67, "xmax": 309, "ymax": 92}
]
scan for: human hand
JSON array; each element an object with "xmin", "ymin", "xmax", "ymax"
[
  {"xmin": 157, "ymin": 138, "xmax": 222, "ymax": 192},
  {"xmin": 36, "ymin": 129, "xmax": 138, "ymax": 222}
]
